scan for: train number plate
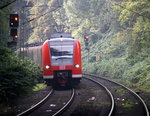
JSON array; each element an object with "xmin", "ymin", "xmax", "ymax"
[{"xmin": 59, "ymin": 65, "xmax": 66, "ymax": 70}]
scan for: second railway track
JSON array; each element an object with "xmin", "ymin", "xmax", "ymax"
[{"xmin": 84, "ymin": 74, "xmax": 149, "ymax": 116}]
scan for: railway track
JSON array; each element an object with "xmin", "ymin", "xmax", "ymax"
[
  {"xmin": 17, "ymin": 88, "xmax": 75, "ymax": 116},
  {"xmin": 84, "ymin": 74, "xmax": 149, "ymax": 116},
  {"xmin": 83, "ymin": 76, "xmax": 115, "ymax": 116},
  {"xmin": 52, "ymin": 88, "xmax": 75, "ymax": 116},
  {"xmin": 17, "ymin": 74, "xmax": 149, "ymax": 116},
  {"xmin": 17, "ymin": 89, "xmax": 53, "ymax": 116},
  {"xmin": 62, "ymin": 77, "xmax": 115, "ymax": 116}
]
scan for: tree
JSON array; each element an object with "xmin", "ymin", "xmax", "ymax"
[{"xmin": 114, "ymin": 1, "xmax": 150, "ymax": 57}]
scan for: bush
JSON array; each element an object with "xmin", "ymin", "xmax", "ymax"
[
  {"xmin": 96, "ymin": 58, "xmax": 129, "ymax": 78},
  {"xmin": 83, "ymin": 63, "xmax": 97, "ymax": 74},
  {"xmin": 83, "ymin": 57, "xmax": 129, "ymax": 79},
  {"xmin": 0, "ymin": 47, "xmax": 42, "ymax": 103},
  {"xmin": 123, "ymin": 56, "xmax": 150, "ymax": 84}
]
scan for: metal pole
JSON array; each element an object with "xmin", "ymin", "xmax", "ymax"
[
  {"xmin": 88, "ymin": 49, "xmax": 89, "ymax": 64},
  {"xmin": 19, "ymin": 10, "xmax": 22, "ymax": 57},
  {"xmin": 0, "ymin": 27, "xmax": 2, "ymax": 44},
  {"xmin": 22, "ymin": 7, "xmax": 25, "ymax": 59},
  {"xmin": 87, "ymin": 48, "xmax": 89, "ymax": 72}
]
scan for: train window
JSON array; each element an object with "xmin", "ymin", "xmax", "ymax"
[{"xmin": 49, "ymin": 40, "xmax": 74, "ymax": 66}]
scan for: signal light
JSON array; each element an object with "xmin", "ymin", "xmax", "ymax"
[
  {"xmin": 14, "ymin": 35, "xmax": 18, "ymax": 39},
  {"xmin": 84, "ymin": 35, "xmax": 90, "ymax": 42},
  {"xmin": 14, "ymin": 17, "xmax": 19, "ymax": 21},
  {"xmin": 84, "ymin": 35, "xmax": 90, "ymax": 39},
  {"xmin": 10, "ymin": 14, "xmax": 19, "ymax": 27},
  {"xmin": 10, "ymin": 29, "xmax": 18, "ymax": 39}
]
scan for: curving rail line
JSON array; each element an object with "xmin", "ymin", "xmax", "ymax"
[
  {"xmin": 84, "ymin": 73, "xmax": 149, "ymax": 116},
  {"xmin": 17, "ymin": 88, "xmax": 75, "ymax": 116},
  {"xmin": 17, "ymin": 89, "xmax": 53, "ymax": 116},
  {"xmin": 52, "ymin": 88, "xmax": 75, "ymax": 116},
  {"xmin": 83, "ymin": 76, "xmax": 115, "ymax": 116}
]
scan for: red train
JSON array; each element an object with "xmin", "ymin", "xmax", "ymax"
[
  {"xmin": 42, "ymin": 38, "xmax": 82, "ymax": 86},
  {"xmin": 23, "ymin": 35, "xmax": 82, "ymax": 86}
]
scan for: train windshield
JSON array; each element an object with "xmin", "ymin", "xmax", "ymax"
[{"xmin": 49, "ymin": 40, "xmax": 74, "ymax": 66}]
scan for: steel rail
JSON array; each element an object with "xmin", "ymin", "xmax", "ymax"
[
  {"xmin": 83, "ymin": 76, "xmax": 115, "ymax": 116},
  {"xmin": 52, "ymin": 88, "xmax": 75, "ymax": 116},
  {"xmin": 17, "ymin": 89, "xmax": 53, "ymax": 116},
  {"xmin": 85, "ymin": 73, "xmax": 149, "ymax": 116}
]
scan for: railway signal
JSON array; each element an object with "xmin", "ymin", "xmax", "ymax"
[
  {"xmin": 9, "ymin": 14, "xmax": 19, "ymax": 27},
  {"xmin": 10, "ymin": 28, "xmax": 18, "ymax": 39},
  {"xmin": 84, "ymin": 35, "xmax": 90, "ymax": 40},
  {"xmin": 84, "ymin": 34, "xmax": 90, "ymax": 46},
  {"xmin": 9, "ymin": 14, "xmax": 19, "ymax": 41}
]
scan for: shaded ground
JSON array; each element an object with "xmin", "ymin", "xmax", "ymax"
[
  {"xmin": 139, "ymin": 92, "xmax": 150, "ymax": 112},
  {"xmin": 0, "ymin": 86, "xmax": 51, "ymax": 116}
]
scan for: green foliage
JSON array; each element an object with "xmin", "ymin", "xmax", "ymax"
[
  {"xmin": 123, "ymin": 56, "xmax": 150, "ymax": 84},
  {"xmin": 0, "ymin": 47, "xmax": 41, "ymax": 103},
  {"xmin": 0, "ymin": 0, "xmax": 11, "ymax": 46},
  {"xmin": 64, "ymin": 0, "xmax": 114, "ymax": 38},
  {"xmin": 83, "ymin": 55, "xmax": 150, "ymax": 90},
  {"xmin": 122, "ymin": 100, "xmax": 134, "ymax": 109},
  {"xmin": 114, "ymin": 1, "xmax": 150, "ymax": 57},
  {"xmin": 84, "ymin": 58, "xmax": 129, "ymax": 78},
  {"xmin": 27, "ymin": 0, "xmax": 63, "ymax": 43},
  {"xmin": 83, "ymin": 63, "xmax": 97, "ymax": 74},
  {"xmin": 32, "ymin": 83, "xmax": 47, "ymax": 91},
  {"xmin": 106, "ymin": 32, "xmax": 128, "ymax": 57}
]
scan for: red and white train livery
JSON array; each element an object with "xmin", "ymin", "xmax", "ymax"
[{"xmin": 42, "ymin": 38, "xmax": 82, "ymax": 85}]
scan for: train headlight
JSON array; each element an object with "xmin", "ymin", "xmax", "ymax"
[
  {"xmin": 75, "ymin": 64, "xmax": 80, "ymax": 68},
  {"xmin": 45, "ymin": 65, "xmax": 50, "ymax": 69}
]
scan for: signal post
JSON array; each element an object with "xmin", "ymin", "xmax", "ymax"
[
  {"xmin": 9, "ymin": 14, "xmax": 19, "ymax": 48},
  {"xmin": 9, "ymin": 14, "xmax": 19, "ymax": 39}
]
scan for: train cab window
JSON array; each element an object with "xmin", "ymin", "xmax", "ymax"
[{"xmin": 49, "ymin": 40, "xmax": 74, "ymax": 66}]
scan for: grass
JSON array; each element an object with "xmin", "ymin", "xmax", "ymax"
[
  {"xmin": 122, "ymin": 100, "xmax": 134, "ymax": 110},
  {"xmin": 101, "ymin": 102, "xmax": 111, "ymax": 106},
  {"xmin": 116, "ymin": 88, "xmax": 126, "ymax": 96},
  {"xmin": 32, "ymin": 83, "xmax": 47, "ymax": 91}
]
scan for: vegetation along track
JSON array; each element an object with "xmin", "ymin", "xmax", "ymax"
[
  {"xmin": 17, "ymin": 88, "xmax": 75, "ymax": 116},
  {"xmin": 84, "ymin": 74, "xmax": 149, "ymax": 116}
]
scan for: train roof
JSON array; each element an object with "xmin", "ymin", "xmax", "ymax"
[
  {"xmin": 43, "ymin": 38, "xmax": 79, "ymax": 46},
  {"xmin": 50, "ymin": 32, "xmax": 72, "ymax": 38},
  {"xmin": 49, "ymin": 38, "xmax": 74, "ymax": 41}
]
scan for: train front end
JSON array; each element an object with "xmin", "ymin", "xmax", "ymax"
[{"xmin": 42, "ymin": 38, "xmax": 82, "ymax": 86}]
